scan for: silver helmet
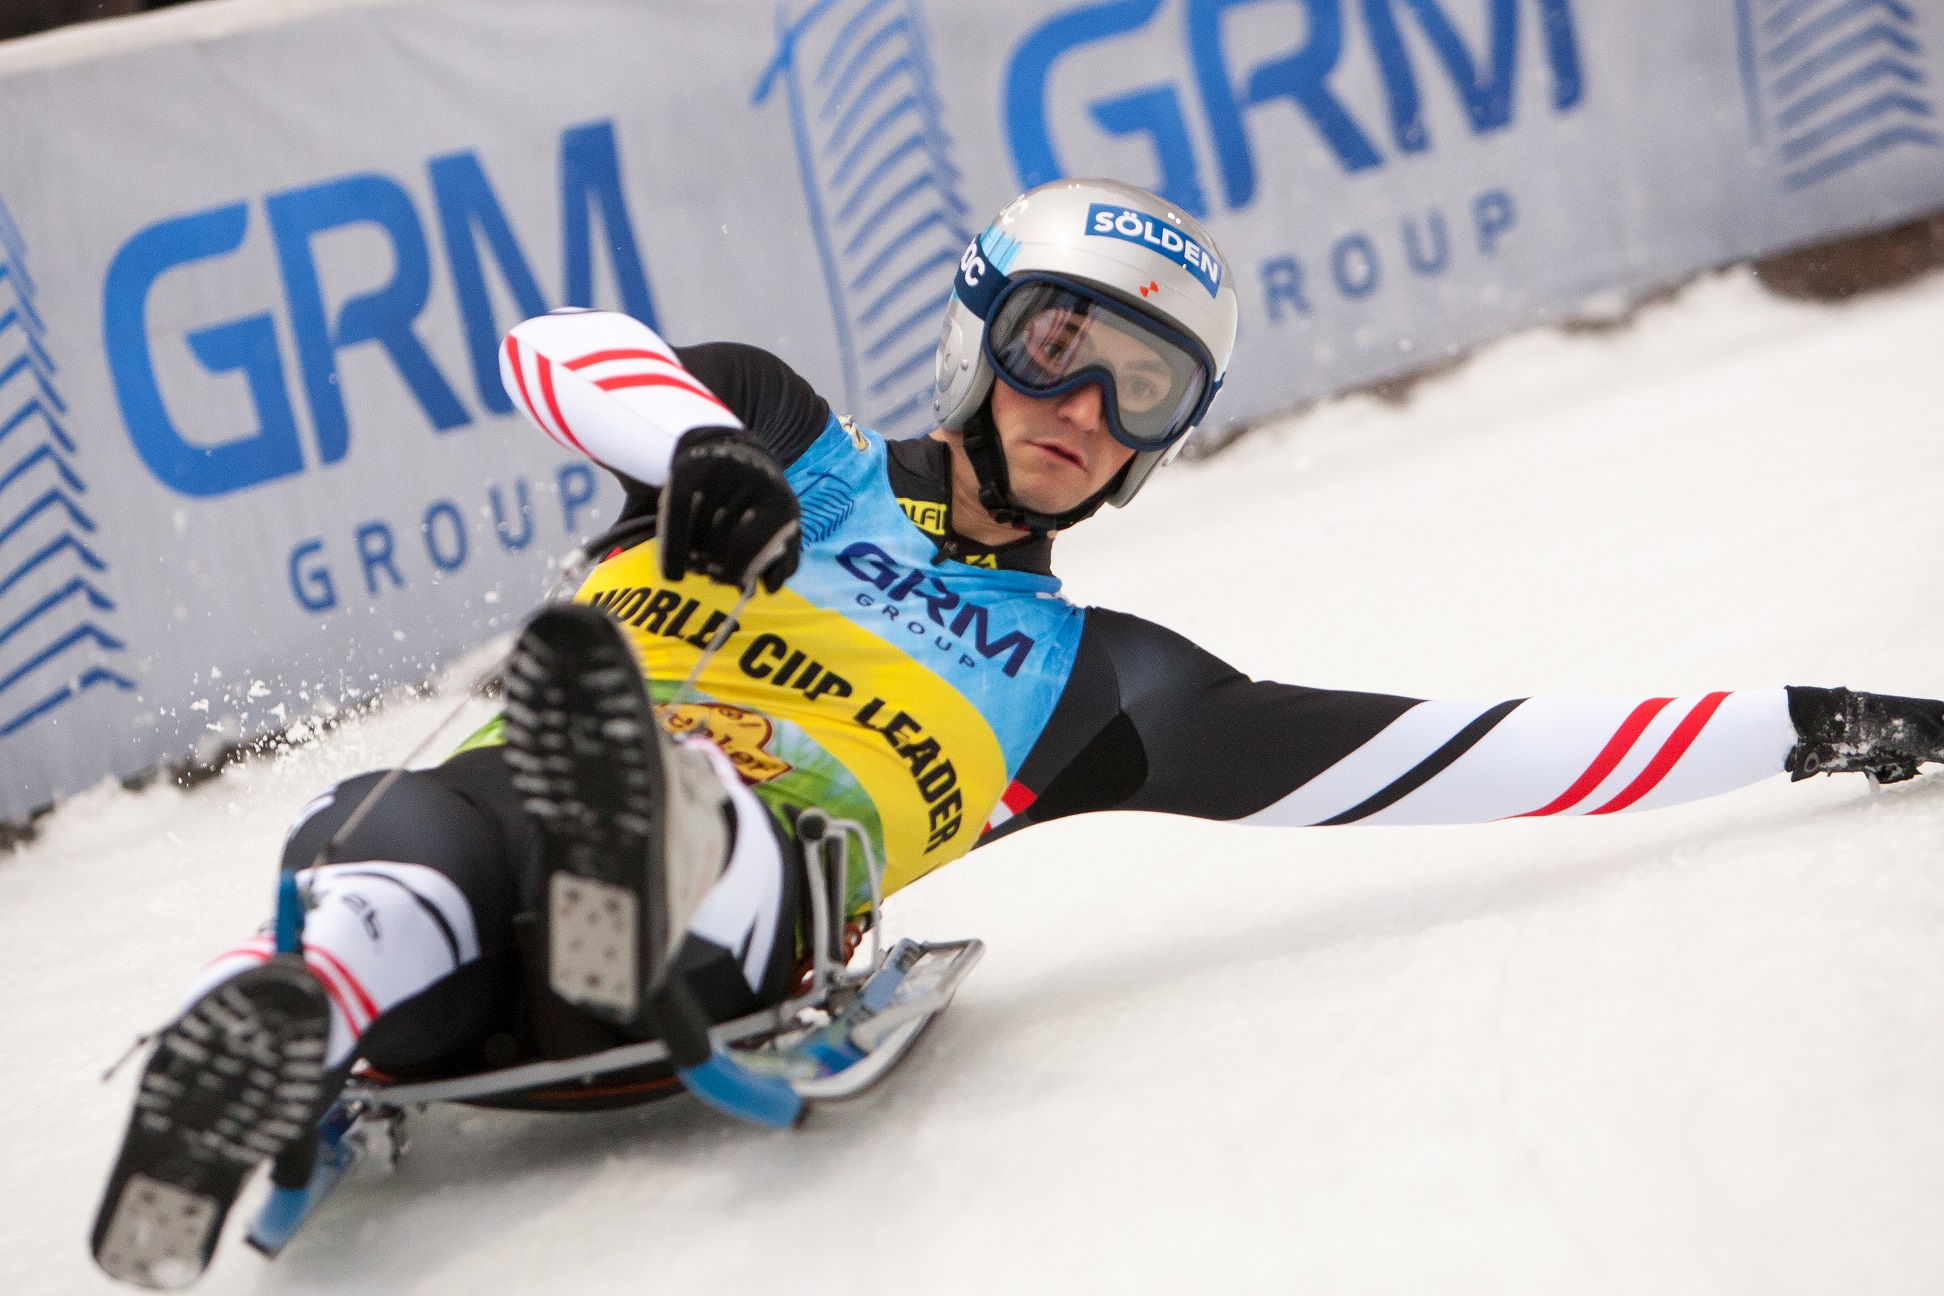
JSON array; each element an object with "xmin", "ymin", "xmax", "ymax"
[{"xmin": 933, "ymin": 178, "xmax": 1239, "ymax": 527}]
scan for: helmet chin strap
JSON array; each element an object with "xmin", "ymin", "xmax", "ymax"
[{"xmin": 958, "ymin": 394, "xmax": 1123, "ymax": 535}]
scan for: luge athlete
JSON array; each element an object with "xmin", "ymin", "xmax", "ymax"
[{"xmin": 93, "ymin": 179, "xmax": 1944, "ymax": 1288}]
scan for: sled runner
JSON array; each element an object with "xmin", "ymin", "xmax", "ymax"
[
  {"xmin": 245, "ymin": 808, "xmax": 982, "ymax": 1258},
  {"xmin": 247, "ymin": 937, "xmax": 981, "ymax": 1255}
]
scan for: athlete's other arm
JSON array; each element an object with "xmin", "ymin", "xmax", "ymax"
[
  {"xmin": 994, "ymin": 609, "xmax": 1944, "ymax": 835},
  {"xmin": 499, "ymin": 311, "xmax": 827, "ymax": 591}
]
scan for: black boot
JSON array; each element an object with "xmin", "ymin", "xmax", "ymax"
[
  {"xmin": 501, "ymin": 605, "xmax": 731, "ymax": 1030},
  {"xmin": 92, "ymin": 956, "xmax": 329, "ymax": 1289},
  {"xmin": 1786, "ymin": 686, "xmax": 1944, "ymax": 784}
]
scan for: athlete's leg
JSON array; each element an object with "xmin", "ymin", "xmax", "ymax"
[
  {"xmin": 185, "ymin": 763, "xmax": 524, "ymax": 1076},
  {"xmin": 438, "ymin": 736, "xmax": 800, "ymax": 1027},
  {"xmin": 93, "ymin": 763, "xmax": 522, "ymax": 1287},
  {"xmin": 674, "ymin": 739, "xmax": 802, "ymax": 1016},
  {"xmin": 504, "ymin": 604, "xmax": 806, "ymax": 1037}
]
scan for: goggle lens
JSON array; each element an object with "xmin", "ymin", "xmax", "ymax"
[{"xmin": 986, "ymin": 283, "xmax": 1209, "ymax": 450}]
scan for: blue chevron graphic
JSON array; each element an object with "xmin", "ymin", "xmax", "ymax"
[
  {"xmin": 0, "ymin": 192, "xmax": 133, "ymax": 742},
  {"xmin": 0, "ymin": 532, "xmax": 108, "ymax": 605},
  {"xmin": 796, "ymin": 469, "xmax": 859, "ymax": 542},
  {"xmin": 1734, "ymin": 0, "xmax": 1940, "ymax": 190},
  {"xmin": 755, "ymin": 0, "xmax": 971, "ymax": 437}
]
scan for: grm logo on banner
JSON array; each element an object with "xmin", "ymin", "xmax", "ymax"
[
  {"xmin": 0, "ymin": 193, "xmax": 134, "ymax": 741},
  {"xmin": 1002, "ymin": 1, "xmax": 1580, "ymax": 330},
  {"xmin": 1005, "ymin": 0, "xmax": 1585, "ymax": 217},
  {"xmin": 101, "ymin": 121, "xmax": 658, "ymax": 618},
  {"xmin": 105, "ymin": 119, "xmax": 656, "ymax": 501}
]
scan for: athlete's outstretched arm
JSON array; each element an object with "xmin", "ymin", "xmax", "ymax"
[
  {"xmin": 1223, "ymin": 689, "xmax": 1796, "ymax": 826},
  {"xmin": 995, "ymin": 608, "xmax": 1944, "ymax": 835}
]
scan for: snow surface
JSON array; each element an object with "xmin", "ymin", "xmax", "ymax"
[{"xmin": 6, "ymin": 267, "xmax": 1944, "ymax": 1295}]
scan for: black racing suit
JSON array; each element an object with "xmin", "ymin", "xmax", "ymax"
[{"xmin": 269, "ymin": 343, "xmax": 1853, "ymax": 1104}]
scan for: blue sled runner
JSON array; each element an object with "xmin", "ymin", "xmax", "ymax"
[{"xmin": 245, "ymin": 936, "xmax": 982, "ymax": 1257}]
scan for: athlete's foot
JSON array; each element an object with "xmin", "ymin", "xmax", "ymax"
[
  {"xmin": 503, "ymin": 605, "xmax": 728, "ymax": 1027},
  {"xmin": 92, "ymin": 957, "xmax": 329, "ymax": 1290}
]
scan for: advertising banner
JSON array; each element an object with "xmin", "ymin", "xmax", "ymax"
[{"xmin": 0, "ymin": 0, "xmax": 1939, "ymax": 819}]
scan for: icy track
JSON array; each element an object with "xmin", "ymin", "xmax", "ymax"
[{"xmin": 7, "ymin": 268, "xmax": 1944, "ymax": 1295}]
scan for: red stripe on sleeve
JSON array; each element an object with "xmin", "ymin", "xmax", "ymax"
[
  {"xmin": 592, "ymin": 371, "xmax": 735, "ymax": 415},
  {"xmin": 565, "ymin": 347, "xmax": 677, "ymax": 371},
  {"xmin": 1517, "ymin": 697, "xmax": 1674, "ymax": 817},
  {"xmin": 1001, "ymin": 782, "xmax": 1036, "ymax": 816},
  {"xmin": 504, "ymin": 337, "xmax": 565, "ymax": 450},
  {"xmin": 1587, "ymin": 692, "xmax": 1733, "ymax": 815},
  {"xmin": 536, "ymin": 355, "xmax": 593, "ymax": 458}
]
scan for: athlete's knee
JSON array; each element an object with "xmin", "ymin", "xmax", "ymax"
[
  {"xmin": 278, "ymin": 767, "xmax": 518, "ymax": 947},
  {"xmin": 180, "ymin": 859, "xmax": 491, "ymax": 1070},
  {"xmin": 287, "ymin": 860, "xmax": 492, "ymax": 1065},
  {"xmin": 280, "ymin": 770, "xmax": 497, "ymax": 876}
]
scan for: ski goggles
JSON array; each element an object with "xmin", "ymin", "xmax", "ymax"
[{"xmin": 981, "ymin": 278, "xmax": 1217, "ymax": 452}]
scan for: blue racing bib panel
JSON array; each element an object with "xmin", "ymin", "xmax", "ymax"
[
  {"xmin": 575, "ymin": 415, "xmax": 1084, "ymax": 901},
  {"xmin": 786, "ymin": 416, "xmax": 1084, "ymax": 770}
]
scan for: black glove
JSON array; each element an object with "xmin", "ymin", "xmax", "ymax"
[
  {"xmin": 657, "ymin": 427, "xmax": 800, "ymax": 593},
  {"xmin": 1786, "ymin": 686, "xmax": 1944, "ymax": 784}
]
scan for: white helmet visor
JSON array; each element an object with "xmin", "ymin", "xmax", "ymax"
[{"xmin": 984, "ymin": 279, "xmax": 1215, "ymax": 451}]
